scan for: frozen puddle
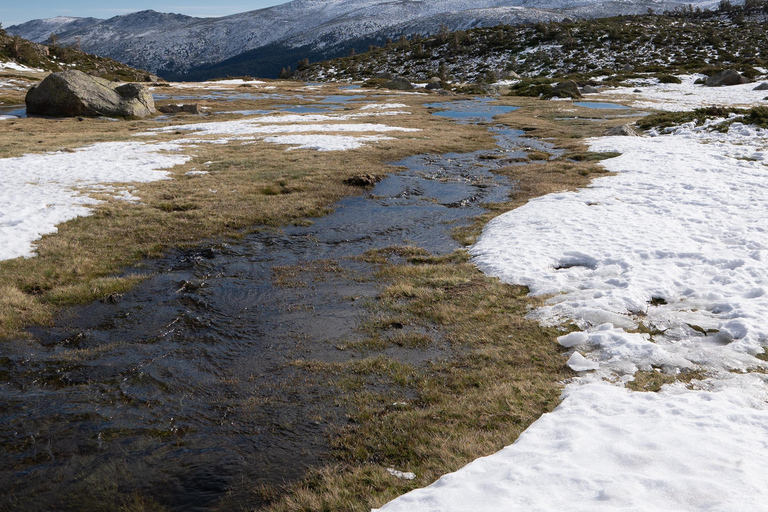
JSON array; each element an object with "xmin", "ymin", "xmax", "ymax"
[{"xmin": 378, "ymin": 116, "xmax": 768, "ymax": 507}]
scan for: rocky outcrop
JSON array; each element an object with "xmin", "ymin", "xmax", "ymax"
[
  {"xmin": 705, "ymin": 69, "xmax": 750, "ymax": 87},
  {"xmin": 25, "ymin": 70, "xmax": 155, "ymax": 117}
]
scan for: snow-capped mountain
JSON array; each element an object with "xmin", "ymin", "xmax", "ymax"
[{"xmin": 6, "ymin": 0, "xmax": 731, "ymax": 79}]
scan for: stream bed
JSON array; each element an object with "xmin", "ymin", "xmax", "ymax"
[{"xmin": 0, "ymin": 98, "xmax": 555, "ymax": 511}]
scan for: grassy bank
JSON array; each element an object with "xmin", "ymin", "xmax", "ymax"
[{"xmin": 257, "ymin": 99, "xmax": 645, "ymax": 511}]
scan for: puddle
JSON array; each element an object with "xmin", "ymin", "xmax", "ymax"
[
  {"xmin": 317, "ymin": 95, "xmax": 366, "ymax": 104},
  {"xmin": 339, "ymin": 85, "xmax": 362, "ymax": 91},
  {"xmin": 0, "ymin": 97, "xmax": 552, "ymax": 511},
  {"xmin": 573, "ymin": 101, "xmax": 630, "ymax": 110},
  {"xmin": 154, "ymin": 92, "xmax": 290, "ymax": 102},
  {"xmin": 426, "ymin": 97, "xmax": 519, "ymax": 122},
  {"xmin": 0, "ymin": 105, "xmax": 26, "ymax": 118}
]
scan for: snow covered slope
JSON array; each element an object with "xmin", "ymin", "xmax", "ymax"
[
  {"xmin": 376, "ymin": 78, "xmax": 768, "ymax": 512},
  {"xmin": 6, "ymin": 0, "xmax": 734, "ymax": 77}
]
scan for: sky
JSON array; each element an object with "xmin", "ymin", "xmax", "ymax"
[{"xmin": 2, "ymin": 0, "xmax": 290, "ymax": 27}]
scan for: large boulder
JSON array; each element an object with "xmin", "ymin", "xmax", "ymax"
[
  {"xmin": 705, "ymin": 69, "xmax": 751, "ymax": 87},
  {"xmin": 382, "ymin": 77, "xmax": 415, "ymax": 90},
  {"xmin": 26, "ymin": 70, "xmax": 155, "ymax": 118}
]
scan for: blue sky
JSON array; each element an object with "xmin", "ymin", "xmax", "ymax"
[{"xmin": 2, "ymin": 1, "xmax": 290, "ymax": 27}]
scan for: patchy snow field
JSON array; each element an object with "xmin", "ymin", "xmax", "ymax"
[
  {"xmin": 605, "ymin": 74, "xmax": 768, "ymax": 111},
  {"xmin": 377, "ymin": 84, "xmax": 768, "ymax": 510},
  {"xmin": 0, "ymin": 94, "xmax": 417, "ymax": 261},
  {"xmin": 0, "ymin": 142, "xmax": 189, "ymax": 260}
]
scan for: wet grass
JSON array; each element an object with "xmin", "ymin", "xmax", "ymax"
[
  {"xmin": 0, "ymin": 82, "xmax": 493, "ymax": 340},
  {"xmin": 257, "ymin": 98, "xmax": 628, "ymax": 512},
  {"xmin": 0, "ymin": 86, "xmax": 645, "ymax": 510},
  {"xmin": 264, "ymin": 249, "xmax": 573, "ymax": 512}
]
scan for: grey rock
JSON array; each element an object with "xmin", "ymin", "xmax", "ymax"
[
  {"xmin": 603, "ymin": 124, "xmax": 639, "ymax": 136},
  {"xmin": 382, "ymin": 77, "xmax": 414, "ymax": 90},
  {"xmin": 552, "ymin": 80, "xmax": 582, "ymax": 99},
  {"xmin": 581, "ymin": 85, "xmax": 598, "ymax": 94},
  {"xmin": 427, "ymin": 76, "xmax": 442, "ymax": 83},
  {"xmin": 705, "ymin": 69, "xmax": 751, "ymax": 87},
  {"xmin": 157, "ymin": 103, "xmax": 201, "ymax": 114},
  {"xmin": 753, "ymin": 82, "xmax": 768, "ymax": 91},
  {"xmin": 26, "ymin": 70, "xmax": 155, "ymax": 118},
  {"xmin": 622, "ymin": 64, "xmax": 634, "ymax": 72},
  {"xmin": 374, "ymin": 72, "xmax": 394, "ymax": 80},
  {"xmin": 425, "ymin": 82, "xmax": 443, "ymax": 90}
]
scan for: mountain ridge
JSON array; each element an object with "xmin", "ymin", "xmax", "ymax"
[{"xmin": 7, "ymin": 0, "xmax": 737, "ymax": 80}]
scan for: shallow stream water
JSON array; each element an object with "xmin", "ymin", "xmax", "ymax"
[{"xmin": 0, "ymin": 98, "xmax": 555, "ymax": 511}]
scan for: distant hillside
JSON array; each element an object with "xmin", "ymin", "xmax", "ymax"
[
  {"xmin": 0, "ymin": 27, "xmax": 155, "ymax": 82},
  {"xmin": 296, "ymin": 2, "xmax": 768, "ymax": 84},
  {"xmin": 7, "ymin": 0, "xmax": 739, "ymax": 80}
]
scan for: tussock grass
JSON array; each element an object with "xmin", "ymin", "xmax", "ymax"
[
  {"xmin": 264, "ymin": 249, "xmax": 573, "ymax": 512},
  {"xmin": 259, "ymin": 100, "xmax": 631, "ymax": 511}
]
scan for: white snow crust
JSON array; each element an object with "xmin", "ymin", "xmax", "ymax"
[
  {"xmin": 0, "ymin": 61, "xmax": 43, "ymax": 72},
  {"xmin": 377, "ymin": 85, "xmax": 768, "ymax": 511},
  {"xmin": 378, "ymin": 382, "xmax": 768, "ymax": 512},
  {"xmin": 0, "ymin": 142, "xmax": 189, "ymax": 261},
  {"xmin": 606, "ymin": 74, "xmax": 768, "ymax": 111},
  {"xmin": 148, "ymin": 107, "xmax": 418, "ymax": 151}
]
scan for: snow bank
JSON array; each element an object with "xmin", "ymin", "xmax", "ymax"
[
  {"xmin": 605, "ymin": 74, "xmax": 768, "ymax": 111},
  {"xmin": 379, "ymin": 95, "xmax": 768, "ymax": 510},
  {"xmin": 0, "ymin": 61, "xmax": 42, "ymax": 72},
  {"xmin": 153, "ymin": 121, "xmax": 418, "ymax": 137},
  {"xmin": 0, "ymin": 142, "xmax": 189, "ymax": 260},
  {"xmin": 263, "ymin": 134, "xmax": 393, "ymax": 151},
  {"xmin": 148, "ymin": 107, "xmax": 417, "ymax": 150},
  {"xmin": 377, "ymin": 382, "xmax": 768, "ymax": 512},
  {"xmin": 472, "ymin": 123, "xmax": 768, "ymax": 377}
]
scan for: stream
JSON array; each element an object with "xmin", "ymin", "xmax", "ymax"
[{"xmin": 0, "ymin": 98, "xmax": 556, "ymax": 511}]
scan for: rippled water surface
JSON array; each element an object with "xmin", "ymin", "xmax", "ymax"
[{"xmin": 0, "ymin": 98, "xmax": 555, "ymax": 511}]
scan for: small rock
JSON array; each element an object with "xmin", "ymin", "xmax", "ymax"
[
  {"xmin": 581, "ymin": 85, "xmax": 598, "ymax": 94},
  {"xmin": 622, "ymin": 64, "xmax": 634, "ymax": 72},
  {"xmin": 374, "ymin": 72, "xmax": 394, "ymax": 80},
  {"xmin": 705, "ymin": 69, "xmax": 751, "ymax": 87},
  {"xmin": 633, "ymin": 89, "xmax": 642, "ymax": 93},
  {"xmin": 425, "ymin": 81, "xmax": 443, "ymax": 90},
  {"xmin": 344, "ymin": 173, "xmax": 382, "ymax": 187},
  {"xmin": 427, "ymin": 76, "xmax": 442, "ymax": 84},
  {"xmin": 753, "ymin": 82, "xmax": 768, "ymax": 91},
  {"xmin": 603, "ymin": 124, "xmax": 639, "ymax": 136},
  {"xmin": 157, "ymin": 103, "xmax": 201, "ymax": 114}
]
